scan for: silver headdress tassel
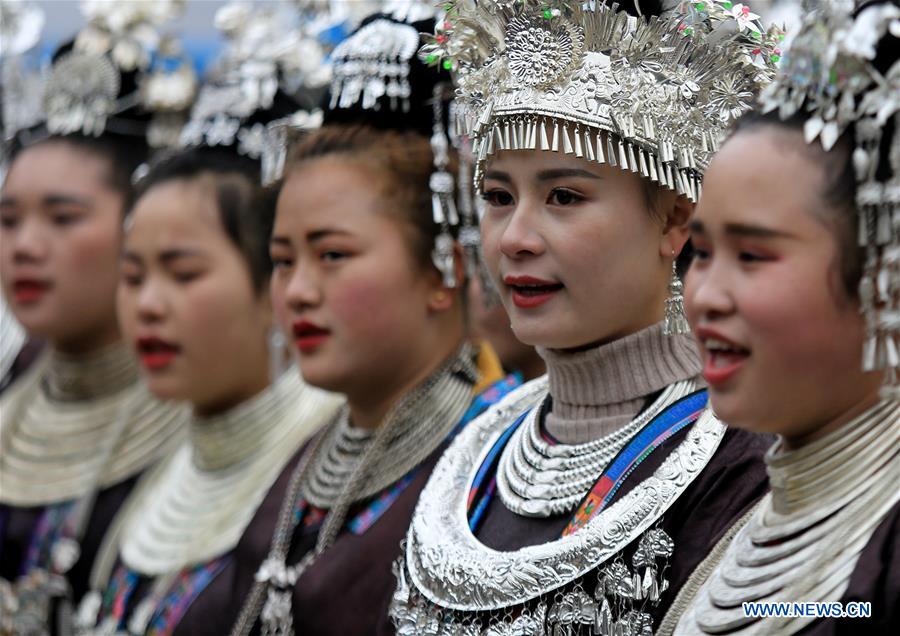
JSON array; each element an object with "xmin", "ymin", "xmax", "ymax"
[
  {"xmin": 430, "ymin": 83, "xmax": 461, "ymax": 288},
  {"xmin": 760, "ymin": 0, "xmax": 900, "ymax": 396},
  {"xmin": 448, "ymin": 99, "xmax": 500, "ymax": 306},
  {"xmin": 422, "ymin": 0, "xmax": 782, "ymax": 199},
  {"xmin": 329, "ymin": 17, "xmax": 420, "ymax": 112}
]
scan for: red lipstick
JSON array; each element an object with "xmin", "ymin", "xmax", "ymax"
[
  {"xmin": 695, "ymin": 327, "xmax": 750, "ymax": 388},
  {"xmin": 136, "ymin": 336, "xmax": 181, "ymax": 371},
  {"xmin": 11, "ymin": 278, "xmax": 51, "ymax": 305},
  {"xmin": 503, "ymin": 275, "xmax": 564, "ymax": 309},
  {"xmin": 292, "ymin": 319, "xmax": 331, "ymax": 354}
]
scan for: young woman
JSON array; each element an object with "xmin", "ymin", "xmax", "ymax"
[
  {"xmin": 0, "ymin": 72, "xmax": 185, "ymax": 636},
  {"xmin": 389, "ymin": 2, "xmax": 781, "ymax": 633},
  {"xmin": 670, "ymin": 2, "xmax": 899, "ymax": 634},
  {"xmin": 229, "ymin": 12, "xmax": 521, "ymax": 636},
  {"xmin": 67, "ymin": 148, "xmax": 340, "ymax": 636}
]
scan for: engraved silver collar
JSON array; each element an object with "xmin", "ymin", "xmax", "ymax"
[{"xmin": 403, "ymin": 377, "xmax": 725, "ymax": 611}]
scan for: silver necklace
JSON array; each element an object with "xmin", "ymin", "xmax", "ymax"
[
  {"xmin": 497, "ymin": 382, "xmax": 694, "ymax": 517},
  {"xmin": 72, "ymin": 372, "xmax": 342, "ymax": 636},
  {"xmin": 230, "ymin": 344, "xmax": 478, "ymax": 636},
  {"xmin": 395, "ymin": 377, "xmax": 725, "ymax": 612},
  {"xmin": 0, "ymin": 348, "xmax": 187, "ymax": 507},
  {"xmin": 678, "ymin": 399, "xmax": 900, "ymax": 636},
  {"xmin": 0, "ymin": 380, "xmax": 143, "ymax": 636}
]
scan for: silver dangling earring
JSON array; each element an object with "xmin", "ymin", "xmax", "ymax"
[{"xmin": 663, "ymin": 256, "xmax": 690, "ymax": 336}]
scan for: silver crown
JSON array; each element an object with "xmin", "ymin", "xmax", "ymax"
[{"xmin": 424, "ymin": 0, "xmax": 783, "ymax": 201}]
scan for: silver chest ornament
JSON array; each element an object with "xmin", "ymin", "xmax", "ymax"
[
  {"xmin": 391, "ymin": 526, "xmax": 676, "ymax": 636},
  {"xmin": 0, "ymin": 538, "xmax": 81, "ymax": 636}
]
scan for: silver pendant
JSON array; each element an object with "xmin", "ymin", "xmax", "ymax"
[
  {"xmin": 260, "ymin": 588, "xmax": 293, "ymax": 636},
  {"xmin": 51, "ymin": 538, "xmax": 82, "ymax": 575},
  {"xmin": 1, "ymin": 568, "xmax": 73, "ymax": 636}
]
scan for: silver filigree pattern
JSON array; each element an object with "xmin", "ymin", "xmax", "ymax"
[
  {"xmin": 395, "ymin": 376, "xmax": 725, "ymax": 612},
  {"xmin": 42, "ymin": 51, "xmax": 120, "ymax": 136},
  {"xmin": 504, "ymin": 14, "xmax": 584, "ymax": 88},
  {"xmin": 422, "ymin": 1, "xmax": 782, "ymax": 202}
]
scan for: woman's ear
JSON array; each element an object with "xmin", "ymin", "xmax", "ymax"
[{"xmin": 659, "ymin": 194, "xmax": 694, "ymax": 258}]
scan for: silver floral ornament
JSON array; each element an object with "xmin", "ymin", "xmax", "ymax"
[
  {"xmin": 707, "ymin": 75, "xmax": 754, "ymax": 123},
  {"xmin": 504, "ymin": 14, "xmax": 584, "ymax": 88},
  {"xmin": 42, "ymin": 51, "xmax": 120, "ymax": 136}
]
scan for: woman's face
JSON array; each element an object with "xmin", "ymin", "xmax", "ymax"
[
  {"xmin": 270, "ymin": 157, "xmax": 449, "ymax": 399},
  {"xmin": 479, "ymin": 149, "xmax": 688, "ymax": 350},
  {"xmin": 0, "ymin": 141, "xmax": 125, "ymax": 352},
  {"xmin": 117, "ymin": 178, "xmax": 272, "ymax": 414},
  {"xmin": 685, "ymin": 127, "xmax": 882, "ymax": 443}
]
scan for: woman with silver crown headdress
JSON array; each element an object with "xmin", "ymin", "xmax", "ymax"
[
  {"xmin": 68, "ymin": 4, "xmax": 343, "ymax": 635},
  {"xmin": 0, "ymin": 2, "xmax": 192, "ymax": 634},
  {"xmin": 228, "ymin": 4, "xmax": 524, "ymax": 635},
  {"xmin": 390, "ymin": 1, "xmax": 783, "ymax": 635},
  {"xmin": 668, "ymin": 1, "xmax": 900, "ymax": 634}
]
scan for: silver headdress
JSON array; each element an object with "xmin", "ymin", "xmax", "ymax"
[
  {"xmin": 760, "ymin": 0, "xmax": 900, "ymax": 394},
  {"xmin": 261, "ymin": 0, "xmax": 442, "ymax": 185},
  {"xmin": 45, "ymin": 0, "xmax": 186, "ymax": 138},
  {"xmin": 423, "ymin": 0, "xmax": 783, "ymax": 200},
  {"xmin": 180, "ymin": 1, "xmax": 329, "ymax": 163},
  {"xmin": 329, "ymin": 17, "xmax": 419, "ymax": 111},
  {"xmin": 2, "ymin": 0, "xmax": 187, "ymax": 150}
]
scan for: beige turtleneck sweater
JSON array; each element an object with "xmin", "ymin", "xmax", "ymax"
[{"xmin": 537, "ymin": 322, "xmax": 702, "ymax": 445}]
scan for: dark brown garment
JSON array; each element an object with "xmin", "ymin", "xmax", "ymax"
[
  {"xmin": 0, "ymin": 476, "xmax": 138, "ymax": 635},
  {"xmin": 98, "ymin": 448, "xmax": 306, "ymax": 636},
  {"xmin": 475, "ymin": 418, "xmax": 773, "ymax": 630},
  {"xmin": 232, "ymin": 442, "xmax": 444, "ymax": 636},
  {"xmin": 289, "ymin": 450, "xmax": 442, "ymax": 636},
  {"xmin": 795, "ymin": 499, "xmax": 900, "ymax": 636}
]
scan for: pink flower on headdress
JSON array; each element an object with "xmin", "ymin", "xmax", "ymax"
[{"xmin": 728, "ymin": 3, "xmax": 761, "ymax": 32}]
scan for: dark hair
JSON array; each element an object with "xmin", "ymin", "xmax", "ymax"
[
  {"xmin": 285, "ymin": 124, "xmax": 458, "ymax": 272},
  {"xmin": 605, "ymin": 0, "xmax": 665, "ymax": 18},
  {"xmin": 132, "ymin": 147, "xmax": 275, "ymax": 293},
  {"xmin": 9, "ymin": 132, "xmax": 149, "ymax": 212}
]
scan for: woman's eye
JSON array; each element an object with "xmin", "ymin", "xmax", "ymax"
[
  {"xmin": 51, "ymin": 213, "xmax": 82, "ymax": 226},
  {"xmin": 481, "ymin": 190, "xmax": 515, "ymax": 207},
  {"xmin": 692, "ymin": 248, "xmax": 711, "ymax": 262},
  {"xmin": 547, "ymin": 188, "xmax": 583, "ymax": 206},
  {"xmin": 738, "ymin": 252, "xmax": 770, "ymax": 263},
  {"xmin": 0, "ymin": 215, "xmax": 19, "ymax": 229},
  {"xmin": 271, "ymin": 257, "xmax": 294, "ymax": 269},
  {"xmin": 319, "ymin": 250, "xmax": 346, "ymax": 263},
  {"xmin": 173, "ymin": 271, "xmax": 201, "ymax": 284},
  {"xmin": 121, "ymin": 272, "xmax": 143, "ymax": 286}
]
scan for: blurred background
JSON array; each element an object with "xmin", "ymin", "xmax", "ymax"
[{"xmin": 24, "ymin": 0, "xmax": 805, "ymax": 77}]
